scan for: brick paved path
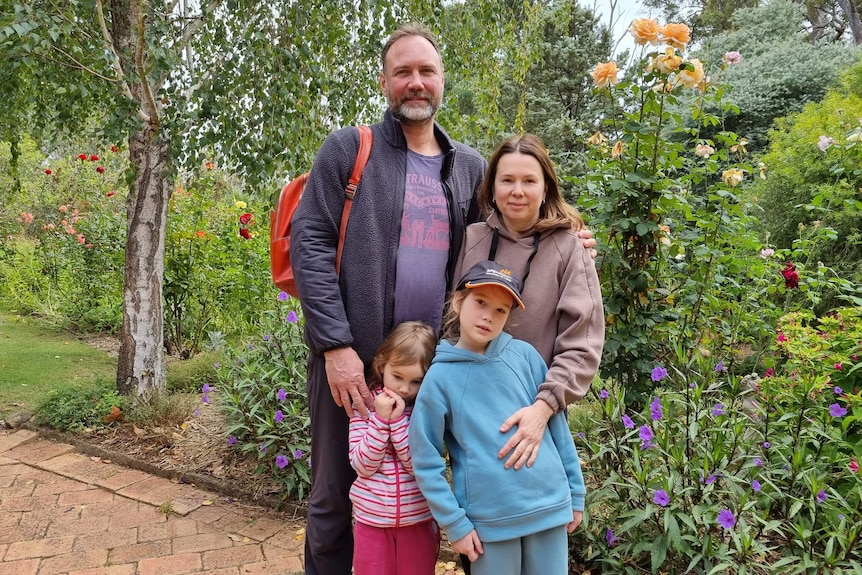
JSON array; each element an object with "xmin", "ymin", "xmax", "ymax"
[{"xmin": 0, "ymin": 429, "xmax": 306, "ymax": 575}]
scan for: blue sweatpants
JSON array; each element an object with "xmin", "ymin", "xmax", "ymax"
[{"xmin": 471, "ymin": 526, "xmax": 568, "ymax": 575}]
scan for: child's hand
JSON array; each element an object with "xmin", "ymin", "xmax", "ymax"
[
  {"xmin": 388, "ymin": 390, "xmax": 406, "ymax": 419},
  {"xmin": 567, "ymin": 510, "xmax": 583, "ymax": 533},
  {"xmin": 451, "ymin": 529, "xmax": 483, "ymax": 562},
  {"xmin": 374, "ymin": 392, "xmax": 397, "ymax": 420}
]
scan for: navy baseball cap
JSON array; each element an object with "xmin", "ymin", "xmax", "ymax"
[{"xmin": 457, "ymin": 260, "xmax": 525, "ymax": 309}]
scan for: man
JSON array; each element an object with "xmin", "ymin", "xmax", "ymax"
[{"xmin": 291, "ymin": 23, "xmax": 596, "ymax": 575}]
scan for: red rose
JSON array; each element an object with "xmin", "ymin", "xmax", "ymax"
[
  {"xmin": 781, "ymin": 262, "xmax": 800, "ymax": 289},
  {"xmin": 78, "ymin": 153, "xmax": 87, "ymax": 161},
  {"xmin": 110, "ymin": 145, "xmax": 119, "ymax": 154},
  {"xmin": 44, "ymin": 169, "xmax": 52, "ymax": 175},
  {"xmin": 89, "ymin": 154, "xmax": 99, "ymax": 161},
  {"xmin": 96, "ymin": 165, "xmax": 105, "ymax": 174},
  {"xmin": 239, "ymin": 213, "xmax": 252, "ymax": 225},
  {"xmin": 106, "ymin": 191, "xmax": 116, "ymax": 197},
  {"xmin": 239, "ymin": 228, "xmax": 251, "ymax": 239}
]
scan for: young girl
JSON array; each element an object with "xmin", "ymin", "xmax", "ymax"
[
  {"xmin": 409, "ymin": 261, "xmax": 586, "ymax": 575},
  {"xmin": 348, "ymin": 320, "xmax": 440, "ymax": 575}
]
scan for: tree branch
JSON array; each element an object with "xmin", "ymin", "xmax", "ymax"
[
  {"xmin": 45, "ymin": 47, "xmax": 117, "ymax": 82},
  {"xmin": 95, "ymin": 0, "xmax": 150, "ymax": 123},
  {"xmin": 135, "ymin": 7, "xmax": 160, "ymax": 128}
]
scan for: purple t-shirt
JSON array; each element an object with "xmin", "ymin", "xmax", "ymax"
[{"xmin": 393, "ymin": 150, "xmax": 449, "ymax": 331}]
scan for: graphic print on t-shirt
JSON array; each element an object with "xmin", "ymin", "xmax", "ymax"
[{"xmin": 393, "ymin": 151, "xmax": 450, "ymax": 331}]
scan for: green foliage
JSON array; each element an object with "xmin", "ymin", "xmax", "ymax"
[
  {"xmin": 34, "ymin": 378, "xmax": 129, "ymax": 431},
  {"xmin": 128, "ymin": 390, "xmax": 200, "ymax": 428},
  {"xmin": 216, "ymin": 292, "xmax": 312, "ymax": 502},
  {"xmin": 695, "ymin": 0, "xmax": 861, "ymax": 152},
  {"xmin": 746, "ymin": 63, "xmax": 862, "ymax": 310},
  {"xmin": 572, "ymin": 310, "xmax": 862, "ymax": 573},
  {"xmin": 166, "ymin": 351, "xmax": 220, "ymax": 394}
]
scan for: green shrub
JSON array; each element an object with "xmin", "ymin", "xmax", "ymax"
[
  {"xmin": 571, "ymin": 307, "xmax": 862, "ymax": 574},
  {"xmin": 128, "ymin": 390, "xmax": 199, "ymax": 428},
  {"xmin": 216, "ymin": 291, "xmax": 311, "ymax": 502},
  {"xmin": 34, "ymin": 378, "xmax": 129, "ymax": 431},
  {"xmin": 166, "ymin": 350, "xmax": 221, "ymax": 393}
]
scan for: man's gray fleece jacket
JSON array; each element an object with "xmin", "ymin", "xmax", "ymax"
[{"xmin": 289, "ymin": 110, "xmax": 487, "ymax": 364}]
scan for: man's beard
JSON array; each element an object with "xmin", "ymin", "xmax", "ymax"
[{"xmin": 389, "ymin": 90, "xmax": 440, "ymax": 123}]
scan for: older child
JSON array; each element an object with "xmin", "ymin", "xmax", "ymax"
[
  {"xmin": 348, "ymin": 320, "xmax": 439, "ymax": 575},
  {"xmin": 409, "ymin": 261, "xmax": 585, "ymax": 575}
]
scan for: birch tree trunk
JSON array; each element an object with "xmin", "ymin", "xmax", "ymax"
[
  {"xmin": 109, "ymin": 0, "xmax": 169, "ymax": 395},
  {"xmin": 837, "ymin": 0, "xmax": 862, "ymax": 43}
]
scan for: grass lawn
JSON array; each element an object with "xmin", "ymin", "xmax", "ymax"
[{"xmin": 0, "ymin": 312, "xmax": 117, "ymax": 418}]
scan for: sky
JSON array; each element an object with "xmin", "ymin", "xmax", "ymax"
[{"xmin": 590, "ymin": 0, "xmax": 649, "ymax": 57}]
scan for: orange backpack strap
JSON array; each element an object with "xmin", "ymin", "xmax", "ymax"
[{"xmin": 335, "ymin": 125, "xmax": 373, "ymax": 274}]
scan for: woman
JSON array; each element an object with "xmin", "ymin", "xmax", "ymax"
[{"xmin": 453, "ymin": 133, "xmax": 605, "ymax": 472}]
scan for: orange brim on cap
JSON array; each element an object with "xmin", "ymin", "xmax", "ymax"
[{"xmin": 463, "ymin": 280, "xmax": 526, "ymax": 310}]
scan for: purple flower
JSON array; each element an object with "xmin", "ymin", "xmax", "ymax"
[
  {"xmin": 277, "ymin": 388, "xmax": 287, "ymax": 402},
  {"xmin": 639, "ymin": 425, "xmax": 654, "ymax": 448},
  {"xmin": 752, "ymin": 480, "xmax": 761, "ymax": 492},
  {"xmin": 277, "ymin": 291, "xmax": 289, "ymax": 301},
  {"xmin": 193, "ymin": 409, "xmax": 201, "ymax": 417},
  {"xmin": 259, "ymin": 443, "xmax": 267, "ymax": 453},
  {"xmin": 724, "ymin": 51, "xmax": 742, "ymax": 64},
  {"xmin": 228, "ymin": 435, "xmax": 237, "ymax": 446},
  {"xmin": 834, "ymin": 386, "xmax": 843, "ymax": 395},
  {"xmin": 606, "ymin": 528, "xmax": 619, "ymax": 547},
  {"xmin": 714, "ymin": 360, "xmax": 727, "ymax": 372},
  {"xmin": 702, "ymin": 473, "xmax": 719, "ymax": 485},
  {"xmin": 600, "ymin": 389, "xmax": 609, "ymax": 399},
  {"xmin": 275, "ymin": 455, "xmax": 289, "ymax": 469},
  {"xmin": 263, "ymin": 334, "xmax": 270, "ymax": 342},
  {"xmin": 576, "ymin": 432, "xmax": 585, "ymax": 438},
  {"xmin": 293, "ymin": 449, "xmax": 304, "ymax": 459},
  {"xmin": 275, "ymin": 410, "xmax": 284, "ymax": 423},
  {"xmin": 286, "ymin": 311, "xmax": 299, "ymax": 323},
  {"xmin": 818, "ymin": 135, "xmax": 835, "ymax": 152},
  {"xmin": 717, "ymin": 509, "xmax": 736, "ymax": 529},
  {"xmin": 651, "ymin": 366, "xmax": 668, "ymax": 382},
  {"xmin": 712, "ymin": 403, "xmax": 725, "ymax": 416},
  {"xmin": 202, "ymin": 383, "xmax": 211, "ymax": 393},
  {"xmin": 649, "ymin": 397, "xmax": 663, "ymax": 421},
  {"xmin": 202, "ymin": 393, "xmax": 210, "ymax": 404},
  {"xmin": 622, "ymin": 414, "xmax": 635, "ymax": 429},
  {"xmin": 653, "ymin": 489, "xmax": 670, "ymax": 506},
  {"xmin": 762, "ymin": 441, "xmax": 770, "ymax": 449},
  {"xmin": 817, "ymin": 489, "xmax": 827, "ymax": 503},
  {"xmin": 213, "ymin": 362, "xmax": 221, "ymax": 369},
  {"xmin": 753, "ymin": 457, "xmax": 762, "ymax": 467},
  {"xmin": 689, "ymin": 382, "xmax": 696, "ymax": 388},
  {"xmin": 829, "ymin": 403, "xmax": 847, "ymax": 417}
]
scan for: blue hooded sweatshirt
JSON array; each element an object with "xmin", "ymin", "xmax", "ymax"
[{"xmin": 409, "ymin": 333, "xmax": 585, "ymax": 544}]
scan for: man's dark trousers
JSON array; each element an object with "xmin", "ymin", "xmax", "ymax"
[{"xmin": 304, "ymin": 352, "xmax": 356, "ymax": 575}]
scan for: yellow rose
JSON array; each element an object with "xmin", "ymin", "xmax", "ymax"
[
  {"xmin": 722, "ymin": 168, "xmax": 744, "ymax": 188},
  {"xmin": 652, "ymin": 47, "xmax": 682, "ymax": 74},
  {"xmin": 587, "ymin": 131, "xmax": 608, "ymax": 146},
  {"xmin": 628, "ymin": 18, "xmax": 661, "ymax": 45},
  {"xmin": 678, "ymin": 59, "xmax": 704, "ymax": 88},
  {"xmin": 661, "ymin": 23, "xmax": 691, "ymax": 49},
  {"xmin": 611, "ymin": 141, "xmax": 625, "ymax": 159},
  {"xmin": 591, "ymin": 61, "xmax": 619, "ymax": 89},
  {"xmin": 234, "ymin": 200, "xmax": 247, "ymax": 209}
]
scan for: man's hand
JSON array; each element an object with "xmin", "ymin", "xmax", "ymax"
[
  {"xmin": 567, "ymin": 510, "xmax": 583, "ymax": 533},
  {"xmin": 323, "ymin": 346, "xmax": 373, "ymax": 419},
  {"xmin": 577, "ymin": 228, "xmax": 598, "ymax": 260},
  {"xmin": 450, "ymin": 530, "xmax": 484, "ymax": 562},
  {"xmin": 498, "ymin": 401, "xmax": 554, "ymax": 469}
]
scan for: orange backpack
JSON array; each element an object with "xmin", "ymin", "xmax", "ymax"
[{"xmin": 270, "ymin": 125, "xmax": 373, "ymax": 298}]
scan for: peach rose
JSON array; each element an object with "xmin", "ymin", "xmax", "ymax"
[
  {"xmin": 611, "ymin": 141, "xmax": 625, "ymax": 159},
  {"xmin": 678, "ymin": 58, "xmax": 704, "ymax": 88},
  {"xmin": 628, "ymin": 18, "xmax": 661, "ymax": 45},
  {"xmin": 650, "ymin": 47, "xmax": 682, "ymax": 74},
  {"xmin": 695, "ymin": 143, "xmax": 714, "ymax": 158},
  {"xmin": 591, "ymin": 61, "xmax": 619, "ymax": 88},
  {"xmin": 587, "ymin": 131, "xmax": 608, "ymax": 146},
  {"xmin": 661, "ymin": 23, "xmax": 691, "ymax": 49}
]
